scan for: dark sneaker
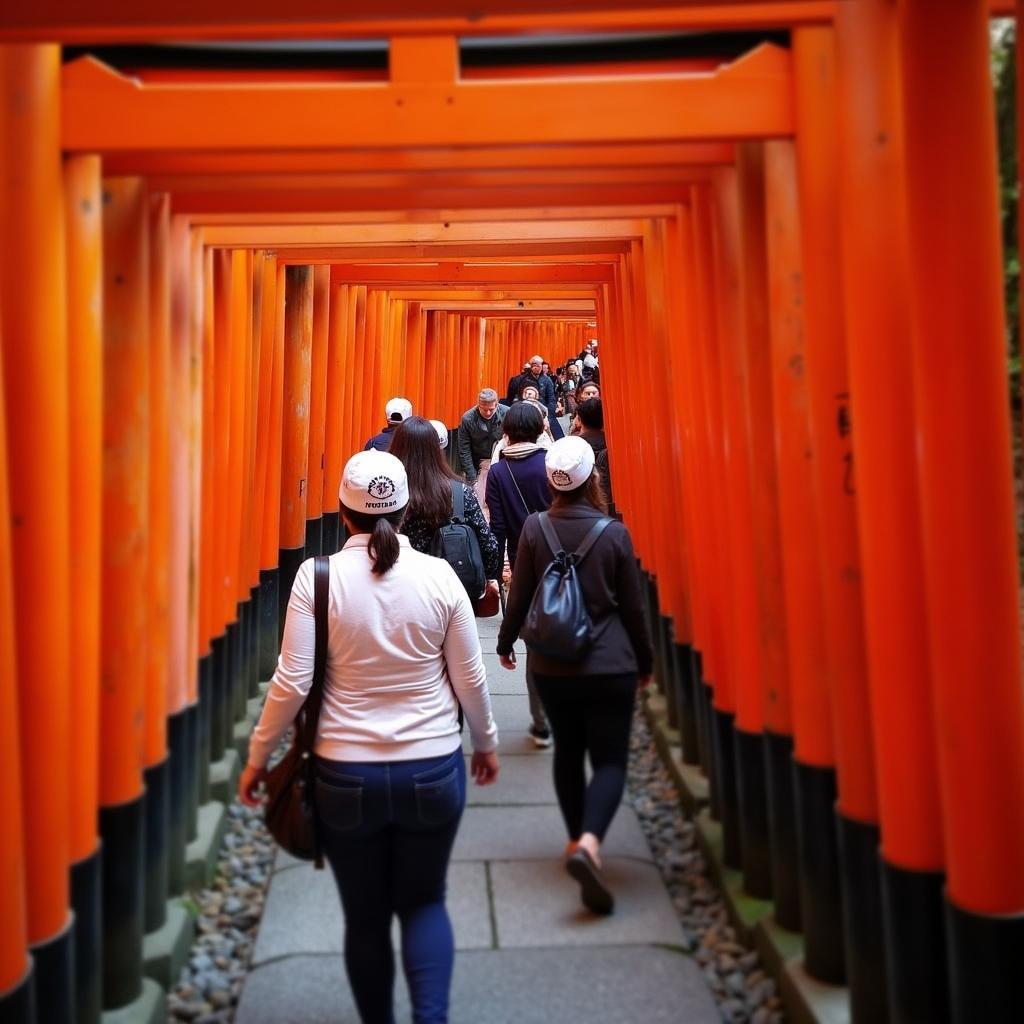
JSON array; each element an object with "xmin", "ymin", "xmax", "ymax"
[
  {"xmin": 566, "ymin": 847, "xmax": 614, "ymax": 915},
  {"xmin": 528, "ymin": 724, "xmax": 552, "ymax": 749}
]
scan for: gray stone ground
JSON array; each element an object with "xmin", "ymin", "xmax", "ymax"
[{"xmin": 235, "ymin": 615, "xmax": 720, "ymax": 1024}]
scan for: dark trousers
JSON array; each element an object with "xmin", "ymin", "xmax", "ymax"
[
  {"xmin": 533, "ymin": 672, "xmax": 637, "ymax": 841},
  {"xmin": 315, "ymin": 748, "xmax": 466, "ymax": 1024}
]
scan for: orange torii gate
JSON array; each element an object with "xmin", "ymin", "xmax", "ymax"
[{"xmin": 1, "ymin": 4, "xmax": 1022, "ymax": 1024}]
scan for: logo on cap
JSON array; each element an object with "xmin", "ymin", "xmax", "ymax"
[
  {"xmin": 552, "ymin": 469, "xmax": 573, "ymax": 487},
  {"xmin": 368, "ymin": 476, "xmax": 396, "ymax": 500}
]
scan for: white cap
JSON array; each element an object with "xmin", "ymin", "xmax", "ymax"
[
  {"xmin": 385, "ymin": 396, "xmax": 413, "ymax": 423},
  {"xmin": 545, "ymin": 436, "xmax": 595, "ymax": 492},
  {"xmin": 339, "ymin": 450, "xmax": 409, "ymax": 513},
  {"xmin": 430, "ymin": 419, "xmax": 449, "ymax": 448}
]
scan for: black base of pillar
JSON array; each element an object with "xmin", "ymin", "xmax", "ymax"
[
  {"xmin": 167, "ymin": 709, "xmax": 190, "ymax": 895},
  {"xmin": 658, "ymin": 615, "xmax": 679, "ymax": 729},
  {"xmin": 764, "ymin": 731, "xmax": 801, "ymax": 931},
  {"xmin": 197, "ymin": 656, "xmax": 213, "ymax": 806},
  {"xmin": 209, "ymin": 635, "xmax": 228, "ymax": 763},
  {"xmin": 711, "ymin": 707, "xmax": 742, "ymax": 870},
  {"xmin": 183, "ymin": 700, "xmax": 200, "ymax": 843},
  {"xmin": 143, "ymin": 759, "xmax": 169, "ymax": 933},
  {"xmin": 947, "ymin": 897, "xmax": 1024, "ymax": 1023},
  {"xmin": 30, "ymin": 914, "xmax": 74, "ymax": 1024},
  {"xmin": 278, "ymin": 545, "xmax": 305, "ymax": 642},
  {"xmin": 838, "ymin": 816, "xmax": 889, "ymax": 1023},
  {"xmin": 100, "ymin": 793, "xmax": 145, "ymax": 1010},
  {"xmin": 880, "ymin": 861, "xmax": 949, "ymax": 1023},
  {"xmin": 305, "ymin": 516, "xmax": 322, "ymax": 558},
  {"xmin": 71, "ymin": 848, "xmax": 102, "ymax": 1024},
  {"xmin": 672, "ymin": 642, "xmax": 700, "ymax": 765},
  {"xmin": 0, "ymin": 962, "xmax": 34, "ymax": 1024},
  {"xmin": 696, "ymin": 673, "xmax": 713, "ymax": 784},
  {"xmin": 258, "ymin": 568, "xmax": 279, "ymax": 680},
  {"xmin": 735, "ymin": 728, "xmax": 773, "ymax": 899},
  {"xmin": 248, "ymin": 584, "xmax": 260, "ymax": 697},
  {"xmin": 322, "ymin": 510, "xmax": 340, "ymax": 554},
  {"xmin": 793, "ymin": 760, "xmax": 846, "ymax": 983},
  {"xmin": 228, "ymin": 614, "xmax": 244, "ymax": 723}
]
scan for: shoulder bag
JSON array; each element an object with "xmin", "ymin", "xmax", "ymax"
[{"xmin": 263, "ymin": 555, "xmax": 330, "ymax": 869}]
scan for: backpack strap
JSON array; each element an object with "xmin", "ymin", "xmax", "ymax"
[
  {"xmin": 537, "ymin": 511, "xmax": 564, "ymax": 558},
  {"xmin": 450, "ymin": 480, "xmax": 465, "ymax": 523},
  {"xmin": 298, "ymin": 555, "xmax": 331, "ymax": 753}
]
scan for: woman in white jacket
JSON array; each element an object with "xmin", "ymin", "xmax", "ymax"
[{"xmin": 240, "ymin": 450, "xmax": 500, "ymax": 1024}]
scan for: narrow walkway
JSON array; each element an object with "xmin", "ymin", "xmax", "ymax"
[{"xmin": 236, "ymin": 616, "xmax": 719, "ymax": 1023}]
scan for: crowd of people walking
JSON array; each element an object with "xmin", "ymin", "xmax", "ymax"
[{"xmin": 240, "ymin": 339, "xmax": 653, "ymax": 1023}]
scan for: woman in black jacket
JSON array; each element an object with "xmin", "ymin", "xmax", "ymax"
[{"xmin": 496, "ymin": 436, "xmax": 653, "ymax": 915}]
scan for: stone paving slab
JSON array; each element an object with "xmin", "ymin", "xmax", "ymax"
[
  {"xmin": 490, "ymin": 857, "xmax": 686, "ymax": 948},
  {"xmin": 451, "ymin": 804, "xmax": 652, "ymax": 862},
  {"xmin": 464, "ymin": 753, "xmax": 559, "ymax": 806},
  {"xmin": 462, "ymin": 728, "xmax": 552, "ymax": 755},
  {"xmin": 486, "ymin": 692, "xmax": 541, "ymax": 734},
  {"xmin": 237, "ymin": 946, "xmax": 719, "ymax": 1024},
  {"xmin": 253, "ymin": 860, "xmax": 492, "ymax": 964}
]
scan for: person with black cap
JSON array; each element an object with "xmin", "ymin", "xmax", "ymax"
[
  {"xmin": 496, "ymin": 436, "xmax": 652, "ymax": 916},
  {"xmin": 364, "ymin": 396, "xmax": 413, "ymax": 451},
  {"xmin": 240, "ymin": 449, "xmax": 499, "ymax": 1023}
]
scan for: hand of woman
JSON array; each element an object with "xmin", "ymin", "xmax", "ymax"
[
  {"xmin": 499, "ymin": 652, "xmax": 517, "ymax": 670},
  {"xmin": 638, "ymin": 674, "xmax": 653, "ymax": 690},
  {"xmin": 471, "ymin": 750, "xmax": 500, "ymax": 785},
  {"xmin": 238, "ymin": 763, "xmax": 268, "ymax": 807}
]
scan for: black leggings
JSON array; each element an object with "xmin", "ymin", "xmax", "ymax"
[{"xmin": 533, "ymin": 672, "xmax": 637, "ymax": 842}]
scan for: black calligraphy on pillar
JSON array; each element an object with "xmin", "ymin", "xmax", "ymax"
[{"xmin": 835, "ymin": 392, "xmax": 855, "ymax": 495}]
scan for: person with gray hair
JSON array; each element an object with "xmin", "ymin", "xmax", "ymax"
[{"xmin": 457, "ymin": 388, "xmax": 508, "ymax": 508}]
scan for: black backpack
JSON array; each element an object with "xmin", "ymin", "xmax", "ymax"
[
  {"xmin": 520, "ymin": 512, "xmax": 612, "ymax": 662},
  {"xmin": 430, "ymin": 482, "xmax": 486, "ymax": 601}
]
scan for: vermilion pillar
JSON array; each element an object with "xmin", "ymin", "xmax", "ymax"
[
  {"xmin": 64, "ymin": 151, "xmax": 104, "ymax": 1024},
  {"xmin": 279, "ymin": 265, "xmax": 314, "ymax": 635},
  {"xmin": 0, "ymin": 43, "xmax": 74, "ymax": 1024},
  {"xmin": 898, "ymin": 1, "xmax": 1024, "ymax": 1017},
  {"xmin": 793, "ymin": 25, "xmax": 887, "ymax": 1022},
  {"xmin": 835, "ymin": 2, "xmax": 947, "ymax": 1017},
  {"xmin": 323, "ymin": 281, "xmax": 349, "ymax": 553},
  {"xmin": 100, "ymin": 175, "xmax": 149, "ymax": 1012},
  {"xmin": 305, "ymin": 264, "xmax": 330, "ymax": 556}
]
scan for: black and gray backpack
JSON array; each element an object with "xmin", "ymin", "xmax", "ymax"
[{"xmin": 430, "ymin": 482, "xmax": 486, "ymax": 602}]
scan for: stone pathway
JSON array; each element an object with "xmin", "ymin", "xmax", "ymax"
[{"xmin": 235, "ymin": 616, "xmax": 720, "ymax": 1024}]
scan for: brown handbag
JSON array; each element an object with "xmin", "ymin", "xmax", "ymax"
[
  {"xmin": 474, "ymin": 579, "xmax": 500, "ymax": 618},
  {"xmin": 263, "ymin": 555, "xmax": 330, "ymax": 869}
]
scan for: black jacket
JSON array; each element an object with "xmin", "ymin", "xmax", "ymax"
[
  {"xmin": 580, "ymin": 429, "xmax": 613, "ymax": 508},
  {"xmin": 456, "ymin": 404, "xmax": 508, "ymax": 480},
  {"xmin": 497, "ymin": 503, "xmax": 653, "ymax": 677}
]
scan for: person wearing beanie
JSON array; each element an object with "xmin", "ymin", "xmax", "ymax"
[
  {"xmin": 364, "ymin": 396, "xmax": 413, "ymax": 452},
  {"xmin": 240, "ymin": 448, "xmax": 499, "ymax": 1022},
  {"xmin": 496, "ymin": 435, "xmax": 652, "ymax": 917}
]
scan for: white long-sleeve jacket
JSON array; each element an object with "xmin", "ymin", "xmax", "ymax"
[{"xmin": 247, "ymin": 535, "xmax": 498, "ymax": 768}]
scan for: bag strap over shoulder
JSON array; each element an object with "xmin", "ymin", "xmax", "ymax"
[
  {"xmin": 298, "ymin": 555, "xmax": 331, "ymax": 753},
  {"xmin": 450, "ymin": 480, "xmax": 465, "ymax": 522},
  {"xmin": 537, "ymin": 511, "xmax": 613, "ymax": 565}
]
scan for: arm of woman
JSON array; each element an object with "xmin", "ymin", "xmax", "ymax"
[
  {"xmin": 614, "ymin": 527, "xmax": 655, "ymax": 676},
  {"xmin": 484, "ymin": 464, "xmax": 507, "ymax": 569},
  {"xmin": 496, "ymin": 517, "xmax": 540, "ymax": 658},
  {"xmin": 463, "ymin": 484, "xmax": 500, "ymax": 579},
  {"xmin": 443, "ymin": 582, "xmax": 499, "ymax": 755}
]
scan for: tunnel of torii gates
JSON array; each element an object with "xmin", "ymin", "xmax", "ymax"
[{"xmin": 1, "ymin": 1, "xmax": 1024, "ymax": 1023}]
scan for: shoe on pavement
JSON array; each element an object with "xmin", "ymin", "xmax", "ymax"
[
  {"xmin": 566, "ymin": 847, "xmax": 614, "ymax": 915},
  {"xmin": 528, "ymin": 724, "xmax": 552, "ymax": 748}
]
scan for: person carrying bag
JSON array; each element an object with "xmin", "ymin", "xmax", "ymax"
[{"xmin": 496, "ymin": 436, "xmax": 653, "ymax": 916}]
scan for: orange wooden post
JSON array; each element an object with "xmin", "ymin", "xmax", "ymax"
[
  {"xmin": 258, "ymin": 260, "xmax": 286, "ymax": 675},
  {"xmin": 63, "ymin": 150, "xmax": 104, "ymax": 1023},
  {"xmin": 764, "ymin": 139, "xmax": 845, "ymax": 983},
  {"xmin": 898, "ymin": 1, "xmax": 1024, "ymax": 1014},
  {"xmin": 731, "ymin": 146, "xmax": 801, "ymax": 931},
  {"xmin": 99, "ymin": 175, "xmax": 149, "ymax": 1011},
  {"xmin": 143, "ymin": 191, "xmax": 172, "ymax": 936},
  {"xmin": 0, "ymin": 43, "xmax": 74, "ymax": 1022},
  {"xmin": 792, "ymin": 24, "xmax": 886, "ymax": 1019},
  {"xmin": 834, "ymin": 2, "xmax": 946, "ymax": 1014},
  {"xmin": 322, "ymin": 282, "xmax": 349, "ymax": 553},
  {"xmin": 0, "ymin": 297, "xmax": 33, "ymax": 1023},
  {"xmin": 305, "ymin": 264, "xmax": 330, "ymax": 555},
  {"xmin": 279, "ymin": 265, "xmax": 313, "ymax": 635}
]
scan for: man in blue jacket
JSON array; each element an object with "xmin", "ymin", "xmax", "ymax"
[
  {"xmin": 364, "ymin": 397, "xmax": 412, "ymax": 451},
  {"xmin": 523, "ymin": 355, "xmax": 564, "ymax": 439}
]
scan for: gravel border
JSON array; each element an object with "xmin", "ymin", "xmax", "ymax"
[{"xmin": 626, "ymin": 703, "xmax": 786, "ymax": 1024}]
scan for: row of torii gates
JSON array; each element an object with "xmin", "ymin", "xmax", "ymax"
[{"xmin": 1, "ymin": 2, "xmax": 1023, "ymax": 1023}]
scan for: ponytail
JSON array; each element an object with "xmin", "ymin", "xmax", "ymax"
[{"xmin": 368, "ymin": 516, "xmax": 400, "ymax": 576}]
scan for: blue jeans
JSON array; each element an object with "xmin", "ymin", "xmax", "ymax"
[{"xmin": 314, "ymin": 748, "xmax": 466, "ymax": 1024}]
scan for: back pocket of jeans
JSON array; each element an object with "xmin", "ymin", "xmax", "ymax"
[
  {"xmin": 414, "ymin": 768, "xmax": 461, "ymax": 826},
  {"xmin": 314, "ymin": 778, "xmax": 363, "ymax": 832}
]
